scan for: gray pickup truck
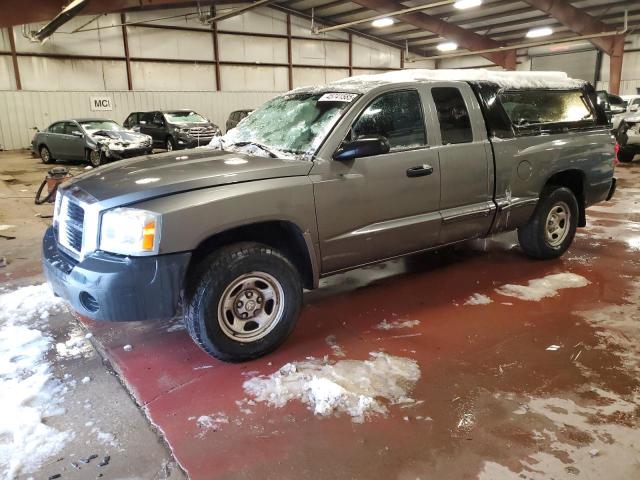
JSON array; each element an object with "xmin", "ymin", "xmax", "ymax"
[{"xmin": 43, "ymin": 70, "xmax": 616, "ymax": 362}]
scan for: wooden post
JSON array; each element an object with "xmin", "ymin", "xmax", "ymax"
[
  {"xmin": 121, "ymin": 14, "xmax": 132, "ymax": 90},
  {"xmin": 8, "ymin": 27, "xmax": 22, "ymax": 90}
]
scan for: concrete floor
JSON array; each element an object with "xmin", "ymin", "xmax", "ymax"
[{"xmin": 2, "ymin": 150, "xmax": 640, "ymax": 479}]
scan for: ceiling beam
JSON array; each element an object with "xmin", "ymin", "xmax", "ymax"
[
  {"xmin": 521, "ymin": 0, "xmax": 622, "ymax": 54},
  {"xmin": 349, "ymin": 0, "xmax": 517, "ymax": 69},
  {"xmin": 384, "ymin": 0, "xmax": 630, "ymax": 44}
]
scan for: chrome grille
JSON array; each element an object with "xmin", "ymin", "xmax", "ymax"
[
  {"xmin": 58, "ymin": 195, "xmax": 85, "ymax": 257},
  {"xmin": 187, "ymin": 126, "xmax": 217, "ymax": 138}
]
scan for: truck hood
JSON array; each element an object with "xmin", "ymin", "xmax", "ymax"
[{"xmin": 62, "ymin": 149, "xmax": 312, "ymax": 208}]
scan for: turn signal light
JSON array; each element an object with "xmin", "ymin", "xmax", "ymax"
[
  {"xmin": 142, "ymin": 221, "xmax": 156, "ymax": 251},
  {"xmin": 614, "ymin": 143, "xmax": 620, "ymax": 165}
]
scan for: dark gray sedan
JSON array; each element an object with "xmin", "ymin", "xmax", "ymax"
[{"xmin": 32, "ymin": 118, "xmax": 153, "ymax": 167}]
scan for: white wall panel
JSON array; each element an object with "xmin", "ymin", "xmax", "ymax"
[
  {"xmin": 14, "ymin": 14, "xmax": 124, "ymax": 57},
  {"xmin": 292, "ymin": 39, "xmax": 348, "ymax": 67},
  {"xmin": 131, "ymin": 62, "xmax": 216, "ymax": 91},
  {"xmin": 218, "ymin": 34, "xmax": 287, "ymax": 63},
  {"xmin": 290, "ymin": 15, "xmax": 348, "ymax": 41},
  {"xmin": 0, "ymin": 56, "xmax": 16, "ymax": 90},
  {"xmin": 0, "ymin": 28, "xmax": 11, "ymax": 51},
  {"xmin": 352, "ymin": 36, "xmax": 400, "ymax": 69},
  {"xmin": 127, "ymin": 26, "xmax": 212, "ymax": 61},
  {"xmin": 220, "ymin": 65, "xmax": 288, "ymax": 91},
  {"xmin": 292, "ymin": 67, "xmax": 349, "ymax": 88},
  {"xmin": 0, "ymin": 90, "xmax": 279, "ymax": 150},
  {"xmin": 404, "ymin": 59, "xmax": 437, "ymax": 69},
  {"xmin": 17, "ymin": 57, "xmax": 128, "ymax": 91},
  {"xmin": 217, "ymin": 6, "xmax": 287, "ymax": 35},
  {"xmin": 125, "ymin": 8, "xmax": 200, "ymax": 27}
]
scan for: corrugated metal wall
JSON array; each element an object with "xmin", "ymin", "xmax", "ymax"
[{"xmin": 0, "ymin": 90, "xmax": 279, "ymax": 150}]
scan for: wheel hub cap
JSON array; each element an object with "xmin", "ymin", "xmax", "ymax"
[
  {"xmin": 218, "ymin": 272, "xmax": 285, "ymax": 342},
  {"xmin": 545, "ymin": 201, "xmax": 570, "ymax": 247}
]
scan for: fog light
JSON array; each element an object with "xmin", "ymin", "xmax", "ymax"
[{"xmin": 79, "ymin": 291, "xmax": 99, "ymax": 313}]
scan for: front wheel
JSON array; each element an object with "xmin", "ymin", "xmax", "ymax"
[
  {"xmin": 166, "ymin": 137, "xmax": 175, "ymax": 151},
  {"xmin": 88, "ymin": 149, "xmax": 103, "ymax": 167},
  {"xmin": 184, "ymin": 242, "xmax": 302, "ymax": 362},
  {"xmin": 518, "ymin": 186, "xmax": 579, "ymax": 260}
]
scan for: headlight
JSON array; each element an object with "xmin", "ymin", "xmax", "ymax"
[
  {"xmin": 53, "ymin": 191, "xmax": 63, "ymax": 225},
  {"xmin": 99, "ymin": 208, "xmax": 161, "ymax": 256},
  {"xmin": 178, "ymin": 127, "xmax": 190, "ymax": 134}
]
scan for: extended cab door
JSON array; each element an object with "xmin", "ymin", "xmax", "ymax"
[
  {"xmin": 427, "ymin": 83, "xmax": 495, "ymax": 244},
  {"xmin": 312, "ymin": 87, "xmax": 441, "ymax": 273}
]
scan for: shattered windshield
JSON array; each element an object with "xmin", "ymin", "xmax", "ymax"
[
  {"xmin": 80, "ymin": 121, "xmax": 124, "ymax": 133},
  {"xmin": 164, "ymin": 111, "xmax": 208, "ymax": 124},
  {"xmin": 214, "ymin": 92, "xmax": 359, "ymax": 159}
]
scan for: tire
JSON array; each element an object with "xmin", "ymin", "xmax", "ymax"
[
  {"xmin": 184, "ymin": 242, "xmax": 303, "ymax": 362},
  {"xmin": 517, "ymin": 186, "xmax": 579, "ymax": 260},
  {"xmin": 88, "ymin": 149, "xmax": 103, "ymax": 167},
  {"xmin": 166, "ymin": 137, "xmax": 175, "ymax": 151},
  {"xmin": 40, "ymin": 146, "xmax": 54, "ymax": 164},
  {"xmin": 618, "ymin": 147, "xmax": 636, "ymax": 163}
]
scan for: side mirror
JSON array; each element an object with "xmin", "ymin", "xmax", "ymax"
[
  {"xmin": 630, "ymin": 105, "xmax": 639, "ymax": 113},
  {"xmin": 71, "ymin": 130, "xmax": 83, "ymax": 137},
  {"xmin": 153, "ymin": 119, "xmax": 163, "ymax": 126},
  {"xmin": 333, "ymin": 136, "xmax": 391, "ymax": 161}
]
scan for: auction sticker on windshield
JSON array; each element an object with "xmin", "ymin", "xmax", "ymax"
[{"xmin": 318, "ymin": 92, "xmax": 359, "ymax": 102}]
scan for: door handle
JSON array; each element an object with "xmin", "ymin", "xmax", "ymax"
[{"xmin": 406, "ymin": 164, "xmax": 434, "ymax": 178}]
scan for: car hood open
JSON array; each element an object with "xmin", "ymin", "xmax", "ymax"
[{"xmin": 61, "ymin": 148, "xmax": 312, "ymax": 208}]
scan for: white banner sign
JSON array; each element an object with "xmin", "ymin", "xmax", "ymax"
[{"xmin": 90, "ymin": 96, "xmax": 113, "ymax": 111}]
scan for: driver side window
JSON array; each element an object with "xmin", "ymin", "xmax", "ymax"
[{"xmin": 351, "ymin": 90, "xmax": 427, "ymax": 152}]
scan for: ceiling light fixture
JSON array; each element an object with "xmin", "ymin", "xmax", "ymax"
[
  {"xmin": 454, "ymin": 0, "xmax": 482, "ymax": 9},
  {"xmin": 437, "ymin": 41, "xmax": 458, "ymax": 52},
  {"xmin": 526, "ymin": 26, "xmax": 553, "ymax": 38},
  {"xmin": 372, "ymin": 17, "xmax": 394, "ymax": 28}
]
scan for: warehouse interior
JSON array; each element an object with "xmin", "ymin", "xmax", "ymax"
[{"xmin": 1, "ymin": 1, "xmax": 640, "ymax": 479}]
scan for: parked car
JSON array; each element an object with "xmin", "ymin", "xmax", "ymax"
[
  {"xmin": 125, "ymin": 110, "xmax": 221, "ymax": 151},
  {"xmin": 43, "ymin": 70, "xmax": 616, "ymax": 362},
  {"xmin": 612, "ymin": 95, "xmax": 640, "ymax": 129},
  {"xmin": 226, "ymin": 109, "xmax": 253, "ymax": 132},
  {"xmin": 32, "ymin": 119, "xmax": 153, "ymax": 167},
  {"xmin": 596, "ymin": 90, "xmax": 627, "ymax": 123}
]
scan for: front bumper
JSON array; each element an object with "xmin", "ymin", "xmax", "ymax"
[
  {"xmin": 42, "ymin": 226, "xmax": 191, "ymax": 322},
  {"xmin": 106, "ymin": 147, "xmax": 153, "ymax": 160},
  {"xmin": 176, "ymin": 136, "xmax": 216, "ymax": 149}
]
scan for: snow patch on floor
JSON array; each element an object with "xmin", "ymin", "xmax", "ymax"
[
  {"xmin": 464, "ymin": 293, "xmax": 493, "ymax": 306},
  {"xmin": 376, "ymin": 319, "xmax": 420, "ymax": 330},
  {"xmin": 243, "ymin": 352, "xmax": 420, "ymax": 423},
  {"xmin": 0, "ymin": 284, "xmax": 73, "ymax": 479},
  {"xmin": 495, "ymin": 273, "xmax": 589, "ymax": 301}
]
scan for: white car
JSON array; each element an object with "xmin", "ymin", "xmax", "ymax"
[{"xmin": 612, "ymin": 95, "xmax": 640, "ymax": 129}]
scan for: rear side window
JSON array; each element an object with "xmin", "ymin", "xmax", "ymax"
[
  {"xmin": 141, "ymin": 112, "xmax": 154, "ymax": 124},
  {"xmin": 499, "ymin": 90, "xmax": 594, "ymax": 127},
  {"xmin": 432, "ymin": 87, "xmax": 473, "ymax": 145},
  {"xmin": 49, "ymin": 122, "xmax": 65, "ymax": 134},
  {"xmin": 352, "ymin": 90, "xmax": 426, "ymax": 151}
]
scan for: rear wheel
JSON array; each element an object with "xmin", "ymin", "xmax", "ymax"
[
  {"xmin": 40, "ymin": 146, "xmax": 54, "ymax": 164},
  {"xmin": 618, "ymin": 147, "xmax": 636, "ymax": 163},
  {"xmin": 184, "ymin": 242, "xmax": 302, "ymax": 362},
  {"xmin": 518, "ymin": 186, "xmax": 579, "ymax": 260}
]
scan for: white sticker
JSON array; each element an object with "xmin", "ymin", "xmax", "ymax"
[{"xmin": 318, "ymin": 92, "xmax": 358, "ymax": 103}]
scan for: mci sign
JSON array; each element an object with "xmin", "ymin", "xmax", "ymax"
[{"xmin": 90, "ymin": 96, "xmax": 113, "ymax": 111}]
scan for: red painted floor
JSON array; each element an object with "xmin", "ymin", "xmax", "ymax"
[{"xmin": 82, "ymin": 163, "xmax": 640, "ymax": 480}]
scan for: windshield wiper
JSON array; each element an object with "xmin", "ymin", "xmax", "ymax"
[{"xmin": 228, "ymin": 141, "xmax": 278, "ymax": 158}]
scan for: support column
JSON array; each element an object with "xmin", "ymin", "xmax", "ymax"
[
  {"xmin": 8, "ymin": 27, "xmax": 21, "ymax": 90},
  {"xmin": 608, "ymin": 34, "xmax": 625, "ymax": 95},
  {"xmin": 212, "ymin": 20, "xmax": 221, "ymax": 91},
  {"xmin": 120, "ymin": 14, "xmax": 132, "ymax": 90},
  {"xmin": 348, "ymin": 33, "xmax": 353, "ymax": 76},
  {"xmin": 286, "ymin": 13, "xmax": 293, "ymax": 90}
]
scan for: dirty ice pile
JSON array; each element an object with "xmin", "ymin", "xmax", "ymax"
[
  {"xmin": 243, "ymin": 352, "xmax": 421, "ymax": 423},
  {"xmin": 496, "ymin": 273, "xmax": 589, "ymax": 301},
  {"xmin": 0, "ymin": 284, "xmax": 71, "ymax": 479}
]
